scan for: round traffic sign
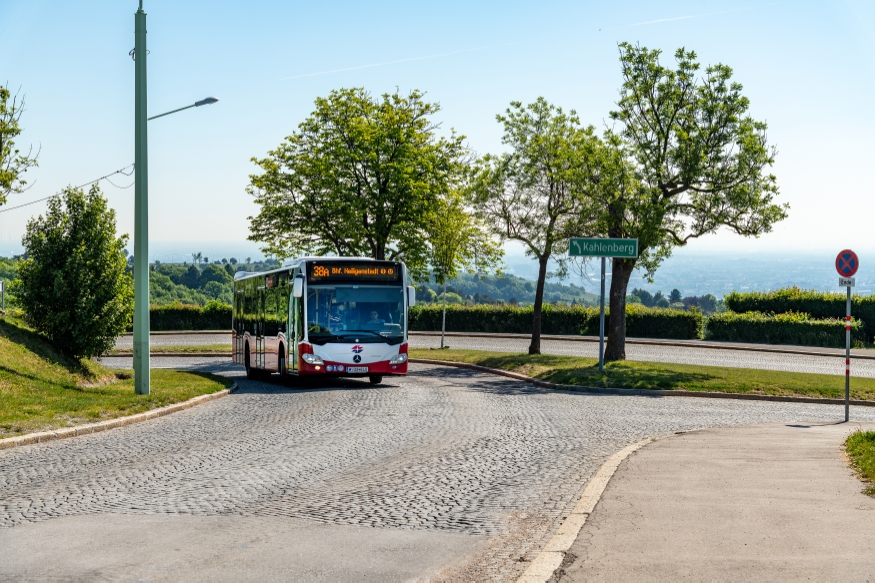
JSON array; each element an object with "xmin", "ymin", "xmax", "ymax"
[{"xmin": 836, "ymin": 249, "xmax": 859, "ymax": 277}]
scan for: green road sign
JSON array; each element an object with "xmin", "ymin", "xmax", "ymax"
[{"xmin": 569, "ymin": 238, "xmax": 638, "ymax": 258}]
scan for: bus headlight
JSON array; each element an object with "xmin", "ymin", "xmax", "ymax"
[
  {"xmin": 302, "ymin": 353, "xmax": 324, "ymax": 365},
  {"xmin": 389, "ymin": 353, "xmax": 408, "ymax": 365}
]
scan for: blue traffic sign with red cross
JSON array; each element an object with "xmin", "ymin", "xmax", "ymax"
[{"xmin": 836, "ymin": 249, "xmax": 859, "ymax": 277}]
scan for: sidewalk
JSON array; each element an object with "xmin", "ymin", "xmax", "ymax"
[{"xmin": 557, "ymin": 421, "xmax": 875, "ymax": 581}]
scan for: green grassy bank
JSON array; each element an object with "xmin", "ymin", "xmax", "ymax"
[
  {"xmin": 0, "ymin": 315, "xmax": 233, "ymax": 438},
  {"xmin": 846, "ymin": 431, "xmax": 875, "ymax": 496}
]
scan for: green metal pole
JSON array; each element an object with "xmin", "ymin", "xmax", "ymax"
[{"xmin": 133, "ymin": 0, "xmax": 150, "ymax": 394}]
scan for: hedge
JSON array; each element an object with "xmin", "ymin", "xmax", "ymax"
[
  {"xmin": 408, "ymin": 304, "xmax": 703, "ymax": 339},
  {"xmin": 706, "ymin": 311, "xmax": 864, "ymax": 348},
  {"xmin": 147, "ymin": 301, "xmax": 232, "ymax": 331},
  {"xmin": 138, "ymin": 301, "xmax": 705, "ymax": 339},
  {"xmin": 725, "ymin": 288, "xmax": 875, "ymax": 341}
]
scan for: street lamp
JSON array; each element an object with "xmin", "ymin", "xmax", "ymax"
[
  {"xmin": 133, "ymin": 0, "xmax": 218, "ymax": 395},
  {"xmin": 148, "ymin": 97, "xmax": 220, "ymax": 121}
]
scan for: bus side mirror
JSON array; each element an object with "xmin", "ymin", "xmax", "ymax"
[
  {"xmin": 407, "ymin": 286, "xmax": 416, "ymax": 307},
  {"xmin": 293, "ymin": 276, "xmax": 304, "ymax": 298}
]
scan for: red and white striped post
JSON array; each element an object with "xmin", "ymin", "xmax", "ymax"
[{"xmin": 845, "ymin": 291, "xmax": 851, "ymax": 422}]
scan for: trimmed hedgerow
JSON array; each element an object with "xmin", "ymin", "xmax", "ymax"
[
  {"xmin": 725, "ymin": 288, "xmax": 875, "ymax": 341},
  {"xmin": 408, "ymin": 304, "xmax": 702, "ymax": 339},
  {"xmin": 706, "ymin": 310, "xmax": 864, "ymax": 348},
  {"xmin": 147, "ymin": 301, "xmax": 232, "ymax": 331}
]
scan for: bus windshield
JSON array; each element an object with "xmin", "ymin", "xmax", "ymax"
[{"xmin": 306, "ymin": 284, "xmax": 406, "ymax": 345}]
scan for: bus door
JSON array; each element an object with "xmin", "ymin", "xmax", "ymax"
[
  {"xmin": 289, "ymin": 293, "xmax": 299, "ymax": 371},
  {"xmin": 256, "ymin": 284, "xmax": 266, "ymax": 369}
]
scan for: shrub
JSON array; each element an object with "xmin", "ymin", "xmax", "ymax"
[
  {"xmin": 725, "ymin": 287, "xmax": 875, "ymax": 341},
  {"xmin": 148, "ymin": 301, "xmax": 232, "ymax": 331},
  {"xmin": 408, "ymin": 303, "xmax": 702, "ymax": 339},
  {"xmin": 706, "ymin": 310, "xmax": 864, "ymax": 348},
  {"xmin": 12, "ymin": 185, "xmax": 133, "ymax": 358}
]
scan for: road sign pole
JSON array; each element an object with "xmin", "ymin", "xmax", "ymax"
[
  {"xmin": 846, "ymin": 285, "xmax": 851, "ymax": 422},
  {"xmin": 599, "ymin": 256, "xmax": 606, "ymax": 373},
  {"xmin": 836, "ymin": 249, "xmax": 858, "ymax": 422}
]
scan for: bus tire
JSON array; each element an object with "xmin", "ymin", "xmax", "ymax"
[
  {"xmin": 245, "ymin": 344, "xmax": 258, "ymax": 380},
  {"xmin": 278, "ymin": 347, "xmax": 288, "ymax": 385},
  {"xmin": 369, "ymin": 375, "xmax": 382, "ymax": 385}
]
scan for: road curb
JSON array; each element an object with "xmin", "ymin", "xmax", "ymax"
[
  {"xmin": 409, "ymin": 331, "xmax": 875, "ymax": 360},
  {"xmin": 119, "ymin": 330, "xmax": 875, "ymax": 360},
  {"xmin": 410, "ymin": 358, "xmax": 875, "ymax": 407},
  {"xmin": 0, "ymin": 382, "xmax": 237, "ymax": 452},
  {"xmin": 518, "ymin": 437, "xmax": 655, "ymax": 583}
]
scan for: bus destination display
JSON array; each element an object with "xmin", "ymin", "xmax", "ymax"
[{"xmin": 308, "ymin": 262, "xmax": 402, "ymax": 283}]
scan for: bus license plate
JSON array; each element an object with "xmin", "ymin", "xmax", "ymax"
[{"xmin": 346, "ymin": 366, "xmax": 368, "ymax": 373}]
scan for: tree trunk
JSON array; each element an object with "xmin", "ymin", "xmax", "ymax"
[
  {"xmin": 529, "ymin": 254, "xmax": 550, "ymax": 354},
  {"xmin": 604, "ymin": 257, "xmax": 636, "ymax": 362},
  {"xmin": 441, "ymin": 279, "xmax": 447, "ymax": 348}
]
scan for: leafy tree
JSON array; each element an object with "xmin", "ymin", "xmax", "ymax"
[
  {"xmin": 248, "ymin": 88, "xmax": 466, "ymax": 278},
  {"xmin": 656, "ymin": 297, "xmax": 670, "ymax": 308},
  {"xmin": 0, "ymin": 85, "xmax": 39, "ymax": 206},
  {"xmin": 596, "ymin": 44, "xmax": 787, "ymax": 361},
  {"xmin": 469, "ymin": 98, "xmax": 602, "ymax": 354},
  {"xmin": 11, "ymin": 185, "xmax": 133, "ymax": 358},
  {"xmin": 181, "ymin": 265, "xmax": 200, "ymax": 288},
  {"xmin": 669, "ymin": 288, "xmax": 682, "ymax": 303},
  {"xmin": 630, "ymin": 287, "xmax": 653, "ymax": 307},
  {"xmin": 700, "ymin": 293, "xmax": 718, "ymax": 313},
  {"xmin": 229, "ymin": 257, "xmax": 238, "ymax": 265},
  {"xmin": 191, "ymin": 252, "xmax": 202, "ymax": 265},
  {"xmin": 199, "ymin": 264, "xmax": 232, "ymax": 288},
  {"xmin": 436, "ymin": 291, "xmax": 464, "ymax": 305},
  {"xmin": 429, "ymin": 190, "xmax": 502, "ymax": 346}
]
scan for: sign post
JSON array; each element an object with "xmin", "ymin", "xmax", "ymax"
[
  {"xmin": 836, "ymin": 249, "xmax": 859, "ymax": 422},
  {"xmin": 570, "ymin": 238, "xmax": 639, "ymax": 372}
]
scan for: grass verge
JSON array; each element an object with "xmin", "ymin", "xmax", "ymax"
[
  {"xmin": 108, "ymin": 344, "xmax": 229, "ymax": 355},
  {"xmin": 0, "ymin": 315, "xmax": 233, "ymax": 438},
  {"xmin": 846, "ymin": 431, "xmax": 875, "ymax": 496},
  {"xmin": 409, "ymin": 348, "xmax": 875, "ymax": 401}
]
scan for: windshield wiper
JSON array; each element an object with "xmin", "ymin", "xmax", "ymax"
[
  {"xmin": 342, "ymin": 329, "xmax": 405, "ymax": 345},
  {"xmin": 309, "ymin": 334, "xmax": 344, "ymax": 345}
]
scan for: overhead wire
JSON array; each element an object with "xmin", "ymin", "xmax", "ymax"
[{"xmin": 0, "ymin": 164, "xmax": 135, "ymax": 214}]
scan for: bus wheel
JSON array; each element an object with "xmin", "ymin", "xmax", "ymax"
[
  {"xmin": 278, "ymin": 348, "xmax": 288, "ymax": 385},
  {"xmin": 369, "ymin": 375, "xmax": 383, "ymax": 385},
  {"xmin": 245, "ymin": 345, "xmax": 257, "ymax": 380}
]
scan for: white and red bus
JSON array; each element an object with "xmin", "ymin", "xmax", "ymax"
[{"xmin": 232, "ymin": 257, "xmax": 415, "ymax": 384}]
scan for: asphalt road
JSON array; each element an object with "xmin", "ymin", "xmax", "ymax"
[
  {"xmin": 4, "ymin": 362, "xmax": 875, "ymax": 580},
  {"xmin": 114, "ymin": 332, "xmax": 875, "ymax": 377}
]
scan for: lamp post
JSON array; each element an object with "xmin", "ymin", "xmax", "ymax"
[{"xmin": 133, "ymin": 0, "xmax": 218, "ymax": 395}]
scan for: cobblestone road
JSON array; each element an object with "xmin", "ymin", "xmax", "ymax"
[{"xmin": 4, "ymin": 363, "xmax": 875, "ymax": 580}]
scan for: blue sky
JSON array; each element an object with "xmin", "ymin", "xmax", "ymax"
[{"xmin": 1, "ymin": 0, "xmax": 874, "ymax": 263}]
